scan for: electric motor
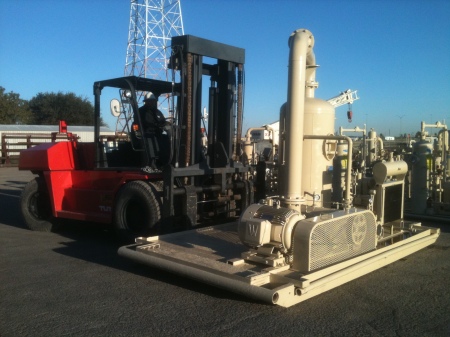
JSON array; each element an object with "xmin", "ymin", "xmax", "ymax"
[{"xmin": 238, "ymin": 203, "xmax": 303, "ymax": 252}]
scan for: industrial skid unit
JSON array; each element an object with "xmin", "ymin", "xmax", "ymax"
[{"xmin": 118, "ymin": 29, "xmax": 440, "ymax": 307}]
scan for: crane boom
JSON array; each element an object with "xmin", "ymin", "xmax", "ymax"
[{"xmin": 327, "ymin": 89, "xmax": 359, "ymax": 108}]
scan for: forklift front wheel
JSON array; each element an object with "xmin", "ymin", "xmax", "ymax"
[
  {"xmin": 113, "ymin": 181, "xmax": 161, "ymax": 242},
  {"xmin": 21, "ymin": 178, "xmax": 55, "ymax": 232}
]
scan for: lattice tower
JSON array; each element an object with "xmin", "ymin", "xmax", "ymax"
[{"xmin": 116, "ymin": 0, "xmax": 184, "ymax": 133}]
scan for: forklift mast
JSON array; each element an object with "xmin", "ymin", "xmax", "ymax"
[{"xmin": 170, "ymin": 35, "xmax": 245, "ymax": 168}]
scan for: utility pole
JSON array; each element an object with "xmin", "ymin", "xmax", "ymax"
[{"xmin": 397, "ymin": 114, "xmax": 405, "ymax": 137}]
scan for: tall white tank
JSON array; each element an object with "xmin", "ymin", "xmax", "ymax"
[
  {"xmin": 368, "ymin": 129, "xmax": 377, "ymax": 165},
  {"xmin": 302, "ymin": 97, "xmax": 335, "ymax": 207},
  {"xmin": 410, "ymin": 140, "xmax": 433, "ymax": 213}
]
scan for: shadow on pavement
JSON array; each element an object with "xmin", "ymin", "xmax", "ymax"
[
  {"xmin": 0, "ymin": 179, "xmax": 256, "ymax": 305},
  {"xmin": 51, "ymin": 222, "xmax": 256, "ymax": 305}
]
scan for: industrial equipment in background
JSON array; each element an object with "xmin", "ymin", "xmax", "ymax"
[
  {"xmin": 335, "ymin": 120, "xmax": 450, "ymax": 222},
  {"xmin": 407, "ymin": 121, "xmax": 449, "ymax": 219},
  {"xmin": 243, "ymin": 89, "xmax": 359, "ymax": 165},
  {"xmin": 243, "ymin": 89, "xmax": 359, "ymax": 201}
]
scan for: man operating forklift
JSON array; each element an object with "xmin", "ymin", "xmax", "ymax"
[{"xmin": 137, "ymin": 92, "xmax": 170, "ymax": 169}]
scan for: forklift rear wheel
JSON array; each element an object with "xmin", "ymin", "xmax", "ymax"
[
  {"xmin": 113, "ymin": 180, "xmax": 161, "ymax": 242},
  {"xmin": 21, "ymin": 178, "xmax": 55, "ymax": 232}
]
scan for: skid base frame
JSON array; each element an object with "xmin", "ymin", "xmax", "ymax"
[{"xmin": 118, "ymin": 222, "xmax": 440, "ymax": 307}]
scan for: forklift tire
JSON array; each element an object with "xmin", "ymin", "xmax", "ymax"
[
  {"xmin": 113, "ymin": 180, "xmax": 161, "ymax": 242},
  {"xmin": 21, "ymin": 178, "xmax": 55, "ymax": 232}
]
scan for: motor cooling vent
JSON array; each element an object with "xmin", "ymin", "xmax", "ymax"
[{"xmin": 292, "ymin": 209, "xmax": 377, "ymax": 273}]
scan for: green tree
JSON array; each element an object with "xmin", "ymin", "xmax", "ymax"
[
  {"xmin": 0, "ymin": 86, "xmax": 33, "ymax": 124},
  {"xmin": 29, "ymin": 92, "xmax": 105, "ymax": 126}
]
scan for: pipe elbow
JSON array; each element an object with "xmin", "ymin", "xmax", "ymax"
[
  {"xmin": 376, "ymin": 137, "xmax": 384, "ymax": 150},
  {"xmin": 288, "ymin": 29, "xmax": 314, "ymax": 61}
]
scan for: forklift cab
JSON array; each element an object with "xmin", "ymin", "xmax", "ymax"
[{"xmin": 93, "ymin": 76, "xmax": 180, "ymax": 169}]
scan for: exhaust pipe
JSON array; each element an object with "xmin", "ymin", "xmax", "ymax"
[{"xmin": 280, "ymin": 29, "xmax": 315, "ymax": 212}]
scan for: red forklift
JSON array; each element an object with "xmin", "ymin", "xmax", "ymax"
[{"xmin": 19, "ymin": 35, "xmax": 253, "ymax": 241}]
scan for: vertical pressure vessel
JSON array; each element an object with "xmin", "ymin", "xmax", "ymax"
[
  {"xmin": 410, "ymin": 140, "xmax": 433, "ymax": 213},
  {"xmin": 302, "ymin": 97, "xmax": 335, "ymax": 207}
]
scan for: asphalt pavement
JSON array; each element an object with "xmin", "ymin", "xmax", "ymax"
[{"xmin": 1, "ymin": 167, "xmax": 449, "ymax": 337}]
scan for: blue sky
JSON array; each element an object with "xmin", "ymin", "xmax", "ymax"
[{"xmin": 1, "ymin": 0, "xmax": 449, "ymax": 137}]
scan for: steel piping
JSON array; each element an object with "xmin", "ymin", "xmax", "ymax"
[{"xmin": 303, "ymin": 134, "xmax": 353, "ymax": 209}]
